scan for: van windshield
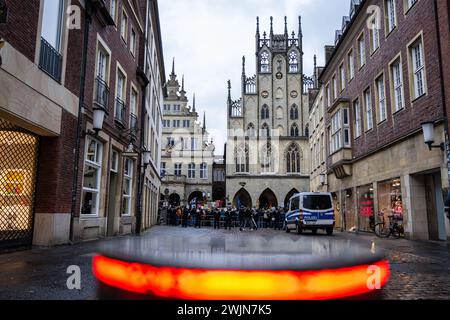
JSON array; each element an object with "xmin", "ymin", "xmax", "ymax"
[{"xmin": 303, "ymin": 195, "xmax": 332, "ymax": 210}]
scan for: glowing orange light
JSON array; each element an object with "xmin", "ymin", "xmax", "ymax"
[{"xmin": 92, "ymin": 255, "xmax": 390, "ymax": 300}]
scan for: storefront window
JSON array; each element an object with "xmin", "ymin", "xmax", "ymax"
[
  {"xmin": 357, "ymin": 184, "xmax": 374, "ymax": 232},
  {"xmin": 81, "ymin": 138, "xmax": 102, "ymax": 216},
  {"xmin": 378, "ymin": 178, "xmax": 403, "ymax": 223}
]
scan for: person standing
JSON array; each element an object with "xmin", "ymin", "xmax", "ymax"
[
  {"xmin": 213, "ymin": 208, "xmax": 220, "ymax": 229},
  {"xmin": 182, "ymin": 206, "xmax": 189, "ymax": 228},
  {"xmin": 224, "ymin": 208, "xmax": 232, "ymax": 230}
]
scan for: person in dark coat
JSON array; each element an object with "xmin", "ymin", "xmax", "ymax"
[
  {"xmin": 190, "ymin": 206, "xmax": 197, "ymax": 228},
  {"xmin": 182, "ymin": 206, "xmax": 189, "ymax": 228},
  {"xmin": 273, "ymin": 207, "xmax": 281, "ymax": 230},
  {"xmin": 195, "ymin": 208, "xmax": 201, "ymax": 228},
  {"xmin": 213, "ymin": 208, "xmax": 220, "ymax": 229},
  {"xmin": 224, "ymin": 208, "xmax": 232, "ymax": 230}
]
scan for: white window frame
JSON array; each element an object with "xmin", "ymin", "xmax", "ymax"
[
  {"xmin": 122, "ymin": 159, "xmax": 134, "ymax": 216},
  {"xmin": 385, "ymin": 0, "xmax": 397, "ymax": 34},
  {"xmin": 390, "ymin": 57, "xmax": 404, "ymax": 112},
  {"xmin": 348, "ymin": 49, "xmax": 355, "ymax": 80},
  {"xmin": 81, "ymin": 137, "xmax": 103, "ymax": 217},
  {"xmin": 409, "ymin": 37, "xmax": 426, "ymax": 100},
  {"xmin": 174, "ymin": 163, "xmax": 182, "ymax": 176},
  {"xmin": 188, "ymin": 163, "xmax": 196, "ymax": 179},
  {"xmin": 354, "ymin": 99, "xmax": 362, "ymax": 138},
  {"xmin": 358, "ymin": 33, "xmax": 366, "ymax": 68},
  {"xmin": 121, "ymin": 10, "xmax": 128, "ymax": 43},
  {"xmin": 376, "ymin": 74, "xmax": 387, "ymax": 123},
  {"xmin": 200, "ymin": 163, "xmax": 208, "ymax": 179},
  {"xmin": 364, "ymin": 88, "xmax": 373, "ymax": 131}
]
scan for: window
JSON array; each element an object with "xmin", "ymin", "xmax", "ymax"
[
  {"xmin": 111, "ymin": 150, "xmax": 119, "ymax": 173},
  {"xmin": 330, "ymin": 108, "xmax": 350, "ymax": 154},
  {"xmin": 81, "ymin": 138, "xmax": 103, "ymax": 216},
  {"xmin": 286, "ymin": 143, "xmax": 301, "ymax": 173},
  {"xmin": 130, "ymin": 28, "xmax": 136, "ymax": 56},
  {"xmin": 174, "ymin": 163, "xmax": 182, "ymax": 176},
  {"xmin": 358, "ymin": 34, "xmax": 366, "ymax": 68},
  {"xmin": 160, "ymin": 162, "xmax": 166, "ymax": 177},
  {"xmin": 191, "ymin": 138, "xmax": 198, "ymax": 150},
  {"xmin": 122, "ymin": 159, "xmax": 134, "ymax": 216},
  {"xmin": 163, "ymin": 104, "xmax": 170, "ymax": 111},
  {"xmin": 247, "ymin": 123, "xmax": 256, "ymax": 137},
  {"xmin": 188, "ymin": 163, "xmax": 196, "ymax": 179},
  {"xmin": 173, "ymin": 104, "xmax": 181, "ymax": 112},
  {"xmin": 288, "ymin": 51, "xmax": 298, "ymax": 73},
  {"xmin": 409, "ymin": 38, "xmax": 426, "ymax": 99},
  {"xmin": 369, "ymin": 15, "xmax": 380, "ymax": 53},
  {"xmin": 332, "ymin": 75, "xmax": 338, "ymax": 101},
  {"xmin": 260, "ymin": 143, "xmax": 273, "ymax": 173},
  {"xmin": 41, "ymin": 0, "xmax": 64, "ymax": 52},
  {"xmin": 172, "ymin": 120, "xmax": 180, "ymax": 128},
  {"xmin": 348, "ymin": 50, "xmax": 355, "ymax": 80},
  {"xmin": 326, "ymin": 84, "xmax": 331, "ymax": 107},
  {"xmin": 162, "ymin": 120, "xmax": 169, "ymax": 128},
  {"xmin": 261, "ymin": 105, "xmax": 270, "ymax": 120},
  {"xmin": 110, "ymin": 0, "xmax": 118, "ymax": 23},
  {"xmin": 235, "ymin": 144, "xmax": 249, "ymax": 173},
  {"xmin": 260, "ymin": 51, "xmax": 270, "ymax": 73},
  {"xmin": 94, "ymin": 42, "xmax": 110, "ymax": 109},
  {"xmin": 405, "ymin": 0, "xmax": 418, "ymax": 12},
  {"xmin": 290, "ymin": 123, "xmax": 299, "ymax": 137},
  {"xmin": 115, "ymin": 69, "xmax": 126, "ymax": 124},
  {"xmin": 183, "ymin": 120, "xmax": 190, "ymax": 128},
  {"xmin": 354, "ymin": 99, "xmax": 362, "ymax": 138},
  {"xmin": 261, "ymin": 123, "xmax": 270, "ymax": 137},
  {"xmin": 200, "ymin": 163, "xmax": 208, "ymax": 179},
  {"xmin": 385, "ymin": 0, "xmax": 397, "ymax": 34},
  {"xmin": 130, "ymin": 88, "xmax": 138, "ymax": 128},
  {"xmin": 376, "ymin": 74, "xmax": 387, "ymax": 122},
  {"xmin": 390, "ymin": 58, "xmax": 404, "ymax": 112},
  {"xmin": 339, "ymin": 63, "xmax": 346, "ymax": 91},
  {"xmin": 290, "ymin": 104, "xmax": 299, "ymax": 120},
  {"xmin": 167, "ymin": 137, "xmax": 175, "ymax": 148},
  {"xmin": 364, "ymin": 88, "xmax": 373, "ymax": 131},
  {"xmin": 121, "ymin": 11, "xmax": 128, "ymax": 42},
  {"xmin": 116, "ymin": 69, "xmax": 126, "ymax": 101}
]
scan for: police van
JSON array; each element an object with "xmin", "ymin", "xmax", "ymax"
[{"xmin": 285, "ymin": 192, "xmax": 335, "ymax": 235}]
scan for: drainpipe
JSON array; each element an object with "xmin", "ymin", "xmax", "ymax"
[
  {"xmin": 136, "ymin": 82, "xmax": 148, "ymax": 235},
  {"xmin": 70, "ymin": 0, "xmax": 92, "ymax": 243}
]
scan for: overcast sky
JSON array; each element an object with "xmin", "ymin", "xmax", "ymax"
[{"xmin": 159, "ymin": 0, "xmax": 350, "ymax": 155}]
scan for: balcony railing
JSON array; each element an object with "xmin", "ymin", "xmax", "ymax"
[
  {"xmin": 39, "ymin": 37, "xmax": 63, "ymax": 82},
  {"xmin": 129, "ymin": 113, "xmax": 138, "ymax": 138},
  {"xmin": 94, "ymin": 77, "xmax": 110, "ymax": 112},
  {"xmin": 114, "ymin": 98, "xmax": 126, "ymax": 127}
]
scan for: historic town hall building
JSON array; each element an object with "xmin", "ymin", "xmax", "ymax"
[{"xmin": 226, "ymin": 17, "xmax": 311, "ymax": 209}]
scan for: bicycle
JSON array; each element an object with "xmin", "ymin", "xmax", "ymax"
[{"xmin": 374, "ymin": 213, "xmax": 404, "ymax": 239}]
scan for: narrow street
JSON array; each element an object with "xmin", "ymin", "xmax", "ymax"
[{"xmin": 0, "ymin": 226, "xmax": 449, "ymax": 300}]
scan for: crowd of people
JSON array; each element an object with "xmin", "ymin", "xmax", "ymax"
[{"xmin": 163, "ymin": 205, "xmax": 287, "ymax": 231}]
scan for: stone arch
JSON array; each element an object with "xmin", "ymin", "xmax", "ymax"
[
  {"xmin": 168, "ymin": 193, "xmax": 181, "ymax": 207},
  {"xmin": 258, "ymin": 188, "xmax": 278, "ymax": 209},
  {"xmin": 284, "ymin": 188, "xmax": 300, "ymax": 208},
  {"xmin": 188, "ymin": 191, "xmax": 206, "ymax": 207},
  {"xmin": 233, "ymin": 188, "xmax": 252, "ymax": 208}
]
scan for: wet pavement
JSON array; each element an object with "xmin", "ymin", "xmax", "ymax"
[{"xmin": 0, "ymin": 226, "xmax": 449, "ymax": 300}]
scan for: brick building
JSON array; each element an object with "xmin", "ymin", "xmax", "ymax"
[
  {"xmin": 0, "ymin": 0, "xmax": 81, "ymax": 248},
  {"xmin": 321, "ymin": 0, "xmax": 450, "ymax": 241},
  {"xmin": 0, "ymin": 0, "xmax": 165, "ymax": 249}
]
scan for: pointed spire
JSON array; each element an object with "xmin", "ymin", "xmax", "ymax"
[
  {"xmin": 171, "ymin": 57, "xmax": 175, "ymax": 76},
  {"xmin": 227, "ymin": 80, "xmax": 231, "ymax": 102},
  {"xmin": 314, "ymin": 55, "xmax": 318, "ymax": 87},
  {"xmin": 242, "ymin": 56, "xmax": 246, "ymax": 76},
  {"xmin": 270, "ymin": 16, "xmax": 274, "ymax": 36},
  {"xmin": 192, "ymin": 93, "xmax": 196, "ymax": 112},
  {"xmin": 256, "ymin": 16, "xmax": 260, "ymax": 36},
  {"xmin": 203, "ymin": 112, "xmax": 206, "ymax": 131},
  {"xmin": 182, "ymin": 75, "xmax": 185, "ymax": 91},
  {"xmin": 298, "ymin": 16, "xmax": 303, "ymax": 41},
  {"xmin": 284, "ymin": 16, "xmax": 288, "ymax": 36}
]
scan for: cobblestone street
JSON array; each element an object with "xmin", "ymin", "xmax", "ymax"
[{"xmin": 0, "ymin": 226, "xmax": 449, "ymax": 300}]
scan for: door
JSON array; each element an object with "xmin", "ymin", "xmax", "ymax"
[
  {"xmin": 0, "ymin": 119, "xmax": 39, "ymax": 249},
  {"xmin": 425, "ymin": 174, "xmax": 439, "ymax": 240},
  {"xmin": 107, "ymin": 172, "xmax": 117, "ymax": 237}
]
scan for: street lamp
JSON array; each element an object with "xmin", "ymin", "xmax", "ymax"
[
  {"xmin": 92, "ymin": 107, "xmax": 106, "ymax": 134},
  {"xmin": 421, "ymin": 121, "xmax": 445, "ymax": 151},
  {"xmin": 142, "ymin": 150, "xmax": 151, "ymax": 169}
]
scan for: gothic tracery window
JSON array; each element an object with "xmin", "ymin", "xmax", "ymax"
[
  {"xmin": 289, "ymin": 51, "xmax": 299, "ymax": 73},
  {"xmin": 235, "ymin": 144, "xmax": 249, "ymax": 173},
  {"xmin": 290, "ymin": 123, "xmax": 299, "ymax": 137},
  {"xmin": 247, "ymin": 123, "xmax": 256, "ymax": 137},
  {"xmin": 261, "ymin": 123, "xmax": 270, "ymax": 137},
  {"xmin": 286, "ymin": 143, "xmax": 301, "ymax": 173},
  {"xmin": 260, "ymin": 142, "xmax": 273, "ymax": 172},
  {"xmin": 290, "ymin": 104, "xmax": 299, "ymax": 120},
  {"xmin": 260, "ymin": 51, "xmax": 270, "ymax": 73},
  {"xmin": 261, "ymin": 104, "xmax": 270, "ymax": 120}
]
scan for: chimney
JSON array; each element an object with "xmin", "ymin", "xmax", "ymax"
[{"xmin": 324, "ymin": 45, "xmax": 335, "ymax": 65}]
